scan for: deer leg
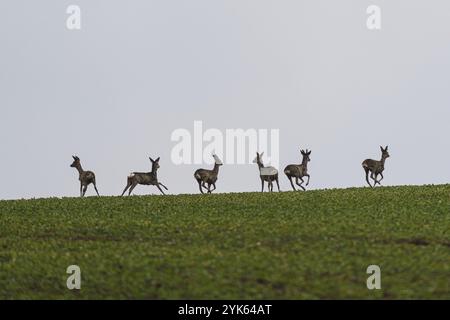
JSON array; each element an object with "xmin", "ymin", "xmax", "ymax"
[
  {"xmin": 121, "ymin": 184, "xmax": 130, "ymax": 196},
  {"xmin": 268, "ymin": 179, "xmax": 273, "ymax": 192},
  {"xmin": 156, "ymin": 184, "xmax": 166, "ymax": 195},
  {"xmin": 378, "ymin": 173, "xmax": 384, "ymax": 185},
  {"xmin": 197, "ymin": 180, "xmax": 204, "ymax": 194},
  {"xmin": 365, "ymin": 168, "xmax": 373, "ymax": 188},
  {"xmin": 371, "ymin": 172, "xmax": 379, "ymax": 186},
  {"xmin": 121, "ymin": 180, "xmax": 132, "ymax": 196},
  {"xmin": 80, "ymin": 182, "xmax": 83, "ymax": 197},
  {"xmin": 305, "ymin": 174, "xmax": 311, "ymax": 186},
  {"xmin": 93, "ymin": 180, "xmax": 100, "ymax": 196},
  {"xmin": 202, "ymin": 181, "xmax": 210, "ymax": 193},
  {"xmin": 121, "ymin": 178, "xmax": 133, "ymax": 196},
  {"xmin": 295, "ymin": 177, "xmax": 306, "ymax": 191},
  {"xmin": 159, "ymin": 182, "xmax": 168, "ymax": 190},
  {"xmin": 210, "ymin": 183, "xmax": 216, "ymax": 193},
  {"xmin": 128, "ymin": 182, "xmax": 138, "ymax": 196},
  {"xmin": 82, "ymin": 184, "xmax": 88, "ymax": 197},
  {"xmin": 374, "ymin": 173, "xmax": 380, "ymax": 185},
  {"xmin": 275, "ymin": 177, "xmax": 281, "ymax": 192},
  {"xmin": 261, "ymin": 179, "xmax": 264, "ymax": 192},
  {"xmin": 288, "ymin": 176, "xmax": 296, "ymax": 191}
]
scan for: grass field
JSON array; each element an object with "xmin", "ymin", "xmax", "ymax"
[{"xmin": 0, "ymin": 185, "xmax": 449, "ymax": 299}]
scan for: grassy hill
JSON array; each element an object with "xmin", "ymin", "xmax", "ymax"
[{"xmin": 0, "ymin": 185, "xmax": 449, "ymax": 299}]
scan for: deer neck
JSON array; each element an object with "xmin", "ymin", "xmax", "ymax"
[
  {"xmin": 75, "ymin": 164, "xmax": 84, "ymax": 176},
  {"xmin": 301, "ymin": 157, "xmax": 308, "ymax": 168},
  {"xmin": 151, "ymin": 165, "xmax": 158, "ymax": 178},
  {"xmin": 212, "ymin": 163, "xmax": 220, "ymax": 174},
  {"xmin": 380, "ymin": 155, "xmax": 388, "ymax": 165}
]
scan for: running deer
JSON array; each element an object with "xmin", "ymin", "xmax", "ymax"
[
  {"xmin": 194, "ymin": 154, "xmax": 223, "ymax": 194},
  {"xmin": 253, "ymin": 152, "xmax": 280, "ymax": 192},
  {"xmin": 121, "ymin": 157, "xmax": 168, "ymax": 196},
  {"xmin": 284, "ymin": 149, "xmax": 311, "ymax": 191},
  {"xmin": 362, "ymin": 146, "xmax": 390, "ymax": 188},
  {"xmin": 70, "ymin": 156, "xmax": 100, "ymax": 197}
]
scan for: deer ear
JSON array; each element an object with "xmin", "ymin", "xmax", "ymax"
[
  {"xmin": 149, "ymin": 157, "xmax": 154, "ymax": 163},
  {"xmin": 308, "ymin": 150, "xmax": 312, "ymax": 155},
  {"xmin": 156, "ymin": 157, "xmax": 160, "ymax": 162},
  {"xmin": 385, "ymin": 146, "xmax": 388, "ymax": 151},
  {"xmin": 380, "ymin": 146, "xmax": 384, "ymax": 151},
  {"xmin": 260, "ymin": 152, "xmax": 264, "ymax": 157}
]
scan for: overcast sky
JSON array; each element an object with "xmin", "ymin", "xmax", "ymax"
[{"xmin": 1, "ymin": 0, "xmax": 449, "ymax": 199}]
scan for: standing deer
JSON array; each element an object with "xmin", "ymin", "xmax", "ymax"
[
  {"xmin": 362, "ymin": 146, "xmax": 390, "ymax": 188},
  {"xmin": 70, "ymin": 156, "xmax": 100, "ymax": 197},
  {"xmin": 194, "ymin": 154, "xmax": 223, "ymax": 194},
  {"xmin": 121, "ymin": 157, "xmax": 168, "ymax": 196},
  {"xmin": 284, "ymin": 149, "xmax": 311, "ymax": 191},
  {"xmin": 253, "ymin": 152, "xmax": 280, "ymax": 192}
]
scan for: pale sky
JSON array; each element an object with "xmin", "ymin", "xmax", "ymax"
[{"xmin": 1, "ymin": 0, "xmax": 449, "ymax": 199}]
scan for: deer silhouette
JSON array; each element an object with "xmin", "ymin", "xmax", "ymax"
[
  {"xmin": 362, "ymin": 146, "xmax": 390, "ymax": 188},
  {"xmin": 194, "ymin": 154, "xmax": 223, "ymax": 194},
  {"xmin": 70, "ymin": 156, "xmax": 100, "ymax": 197},
  {"xmin": 121, "ymin": 157, "xmax": 168, "ymax": 196},
  {"xmin": 253, "ymin": 152, "xmax": 280, "ymax": 192},
  {"xmin": 284, "ymin": 149, "xmax": 311, "ymax": 191}
]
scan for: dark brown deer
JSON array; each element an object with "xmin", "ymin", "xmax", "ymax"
[
  {"xmin": 284, "ymin": 149, "xmax": 311, "ymax": 191},
  {"xmin": 194, "ymin": 154, "xmax": 223, "ymax": 194},
  {"xmin": 70, "ymin": 156, "xmax": 100, "ymax": 197},
  {"xmin": 253, "ymin": 152, "xmax": 280, "ymax": 192},
  {"xmin": 121, "ymin": 157, "xmax": 168, "ymax": 196},
  {"xmin": 362, "ymin": 146, "xmax": 390, "ymax": 188}
]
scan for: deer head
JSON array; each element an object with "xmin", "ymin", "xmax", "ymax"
[
  {"xmin": 212, "ymin": 154, "xmax": 223, "ymax": 166},
  {"xmin": 380, "ymin": 146, "xmax": 390, "ymax": 159},
  {"xmin": 149, "ymin": 157, "xmax": 161, "ymax": 170},
  {"xmin": 70, "ymin": 155, "xmax": 80, "ymax": 168},
  {"xmin": 300, "ymin": 149, "xmax": 311, "ymax": 163},
  {"xmin": 252, "ymin": 152, "xmax": 264, "ymax": 166}
]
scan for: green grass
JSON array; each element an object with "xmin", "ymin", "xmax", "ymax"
[{"xmin": 0, "ymin": 185, "xmax": 449, "ymax": 299}]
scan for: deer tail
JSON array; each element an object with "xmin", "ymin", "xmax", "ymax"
[{"xmin": 127, "ymin": 173, "xmax": 136, "ymax": 183}]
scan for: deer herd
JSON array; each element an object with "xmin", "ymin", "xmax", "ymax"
[{"xmin": 70, "ymin": 146, "xmax": 390, "ymax": 197}]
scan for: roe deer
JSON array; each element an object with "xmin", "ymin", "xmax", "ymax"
[
  {"xmin": 362, "ymin": 146, "xmax": 390, "ymax": 188},
  {"xmin": 194, "ymin": 154, "xmax": 223, "ymax": 194},
  {"xmin": 253, "ymin": 152, "xmax": 280, "ymax": 192},
  {"xmin": 70, "ymin": 156, "xmax": 100, "ymax": 197},
  {"xmin": 121, "ymin": 157, "xmax": 168, "ymax": 196},
  {"xmin": 284, "ymin": 149, "xmax": 311, "ymax": 191}
]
